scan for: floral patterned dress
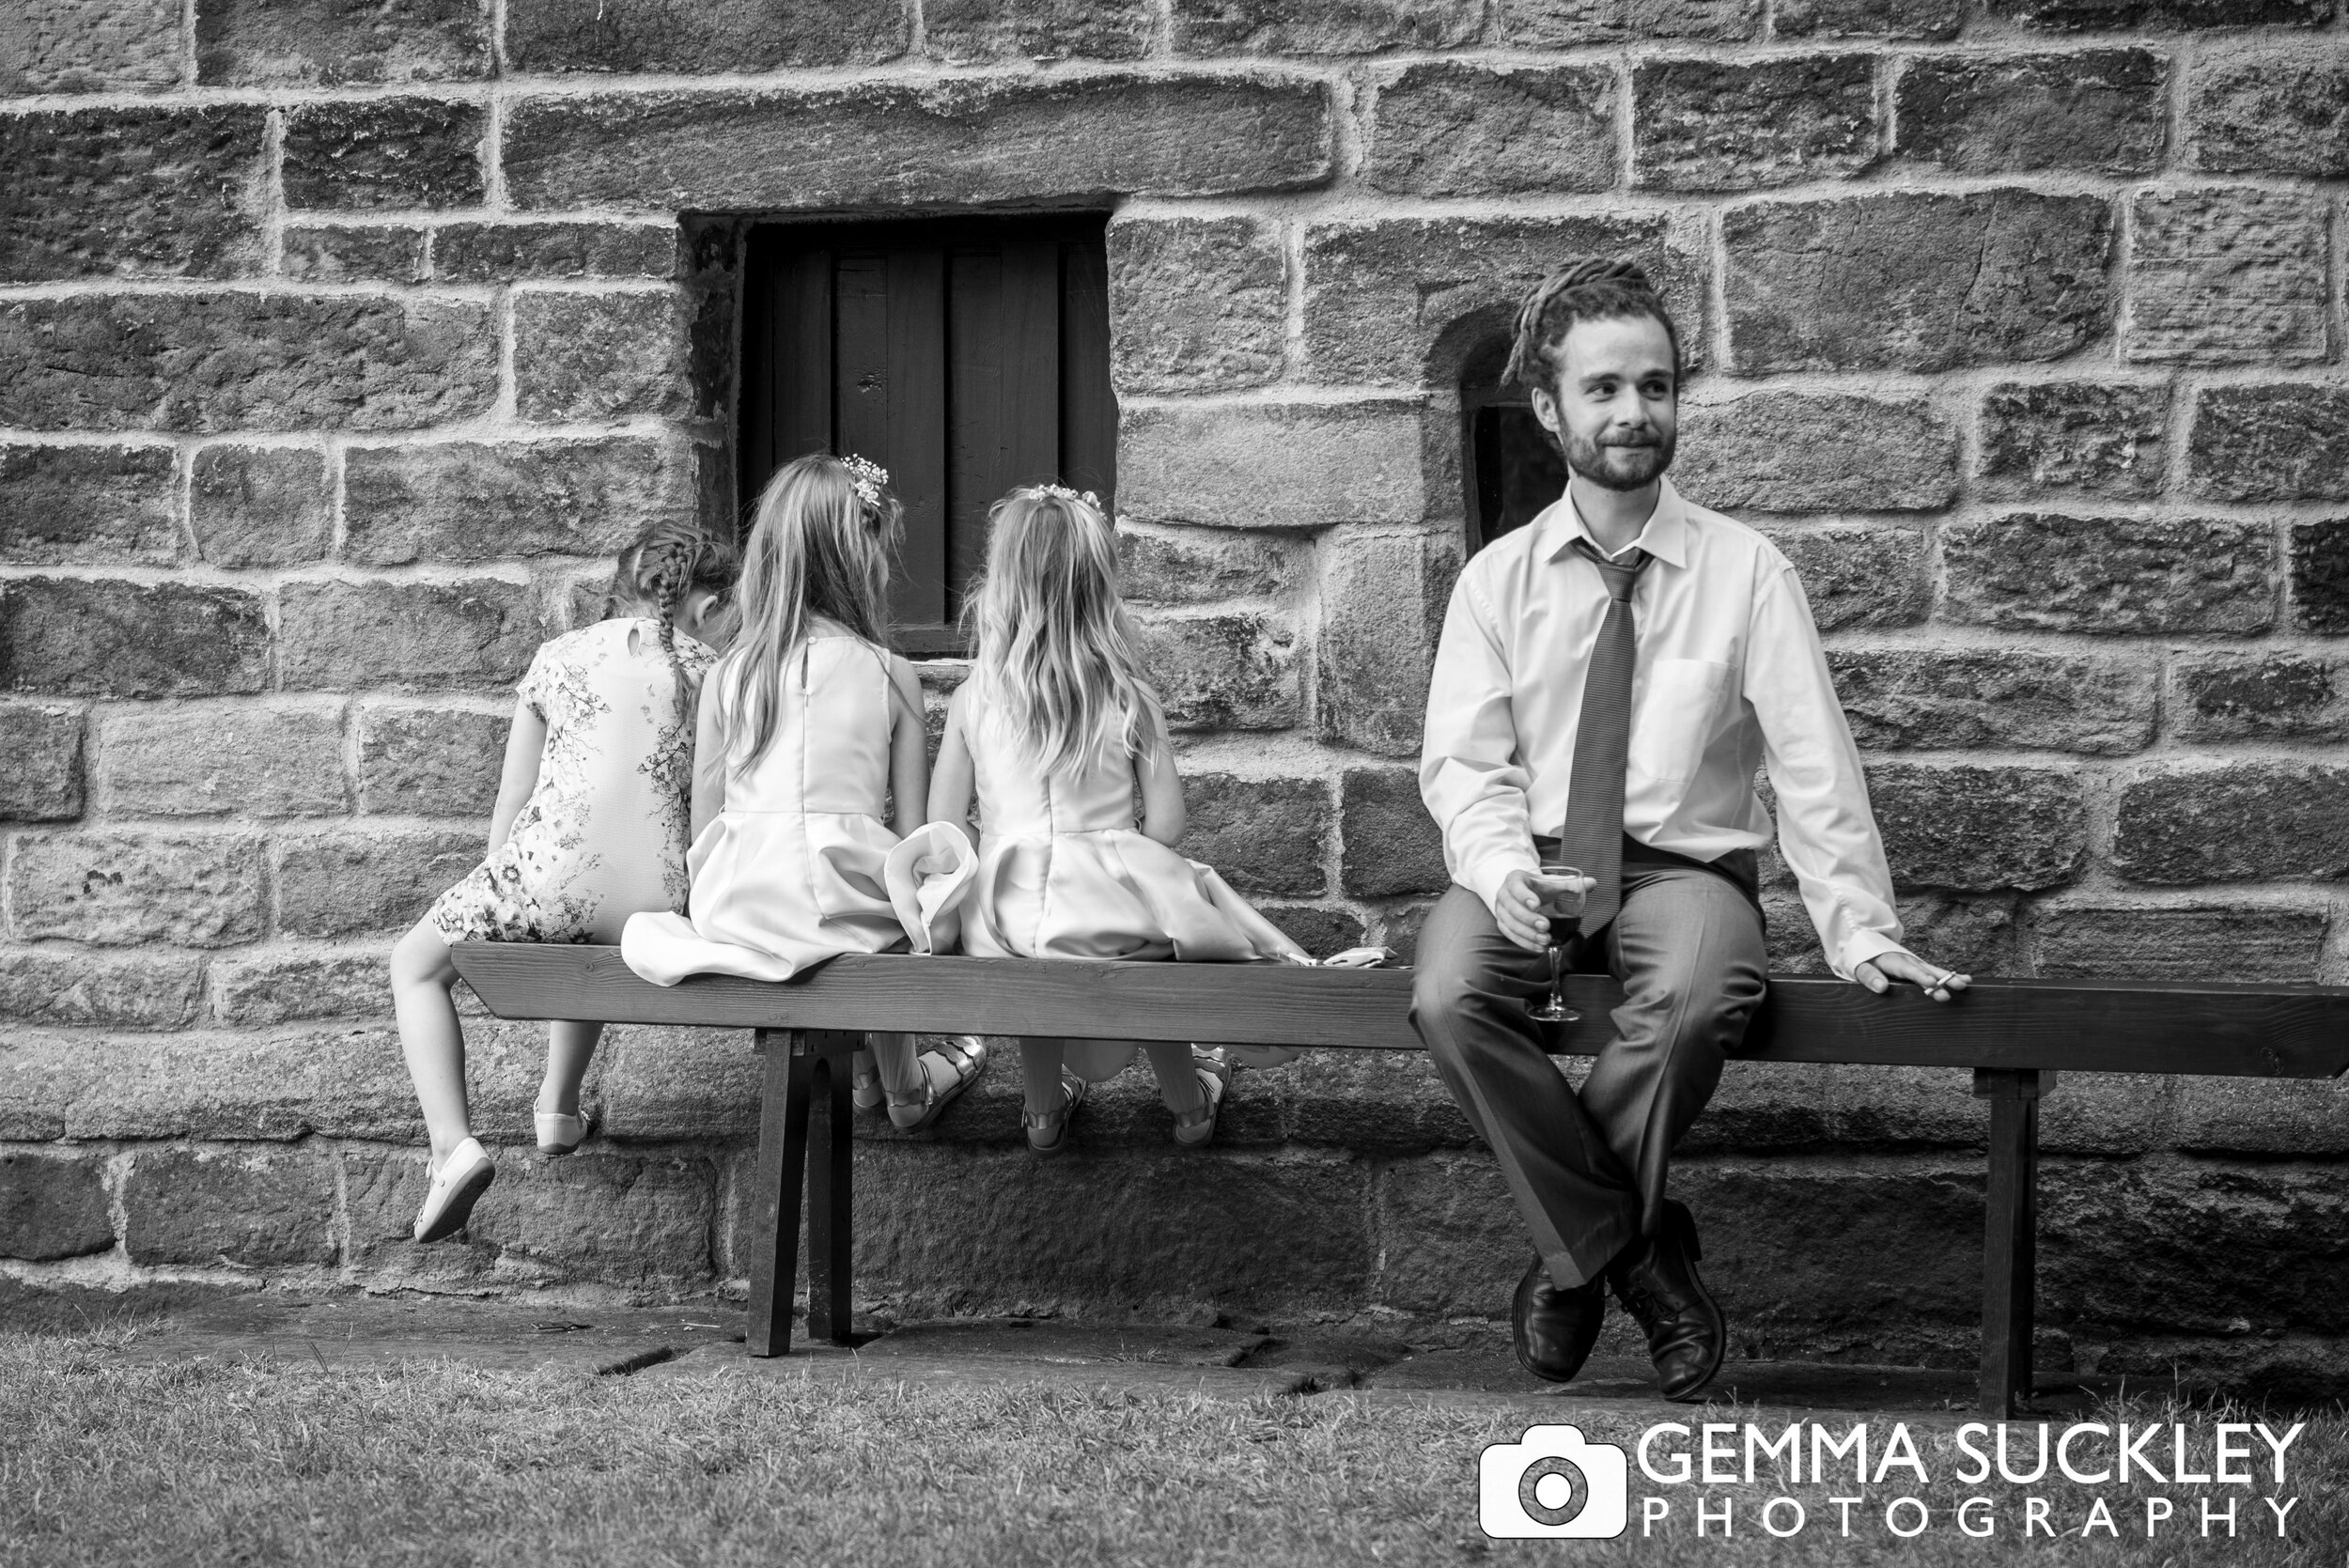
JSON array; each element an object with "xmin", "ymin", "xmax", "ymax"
[{"xmin": 428, "ymin": 617, "xmax": 716, "ymax": 946}]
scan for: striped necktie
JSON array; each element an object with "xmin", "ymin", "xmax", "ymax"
[{"xmin": 1558, "ymin": 538, "xmax": 1650, "ymax": 935}]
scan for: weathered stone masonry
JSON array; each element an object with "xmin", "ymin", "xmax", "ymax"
[{"xmin": 3, "ymin": 0, "xmax": 2348, "ymax": 1390}]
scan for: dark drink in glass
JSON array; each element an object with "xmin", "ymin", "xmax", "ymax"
[{"xmin": 1527, "ymin": 862, "xmax": 1586, "ymax": 1024}]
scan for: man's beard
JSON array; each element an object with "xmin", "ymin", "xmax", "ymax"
[{"xmin": 1559, "ymin": 426, "xmax": 1674, "ymax": 492}]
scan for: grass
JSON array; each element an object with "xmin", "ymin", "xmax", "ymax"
[{"xmin": 1, "ymin": 1329, "xmax": 2345, "ymax": 1566}]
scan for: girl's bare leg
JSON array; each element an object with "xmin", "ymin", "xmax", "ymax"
[
  {"xmin": 867, "ymin": 1032, "xmax": 925, "ymax": 1098},
  {"xmin": 538, "ymin": 1020, "xmax": 603, "ymax": 1116},
  {"xmin": 1019, "ymin": 1038, "xmax": 1069, "ymax": 1113},
  {"xmin": 391, "ymin": 919, "xmax": 470, "ymax": 1164},
  {"xmin": 1140, "ymin": 1041, "xmax": 1206, "ymax": 1115}
]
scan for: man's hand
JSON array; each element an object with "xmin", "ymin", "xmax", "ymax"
[
  {"xmin": 1856, "ymin": 951, "xmax": 1970, "ymax": 1003},
  {"xmin": 1491, "ymin": 869, "xmax": 1595, "ymax": 955}
]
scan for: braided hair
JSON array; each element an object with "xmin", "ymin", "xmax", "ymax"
[
  {"xmin": 1501, "ymin": 258, "xmax": 1680, "ymax": 396},
  {"xmin": 605, "ymin": 518, "xmax": 739, "ymax": 743}
]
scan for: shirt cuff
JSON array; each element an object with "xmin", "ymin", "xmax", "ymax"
[
  {"xmin": 1834, "ymin": 928, "xmax": 1909, "ymax": 983},
  {"xmin": 1461, "ymin": 846, "xmax": 1543, "ymax": 922}
]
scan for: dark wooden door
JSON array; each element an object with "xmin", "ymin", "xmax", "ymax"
[{"xmin": 740, "ymin": 217, "xmax": 1116, "ymax": 653}]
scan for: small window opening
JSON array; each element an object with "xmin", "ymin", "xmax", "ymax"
[{"xmin": 1459, "ymin": 339, "xmax": 1565, "ymax": 555}]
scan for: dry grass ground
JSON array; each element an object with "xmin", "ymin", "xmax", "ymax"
[{"xmin": 0, "ymin": 1330, "xmax": 2342, "ymax": 1567}]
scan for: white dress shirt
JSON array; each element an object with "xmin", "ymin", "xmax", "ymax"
[{"xmin": 1419, "ymin": 478, "xmax": 1910, "ymax": 980}]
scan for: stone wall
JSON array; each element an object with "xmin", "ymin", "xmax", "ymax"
[{"xmin": 3, "ymin": 0, "xmax": 2347, "ymax": 1393}]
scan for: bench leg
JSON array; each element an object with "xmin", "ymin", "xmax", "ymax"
[
  {"xmin": 803, "ymin": 1030, "xmax": 858, "ymax": 1344},
  {"xmin": 1975, "ymin": 1068, "xmax": 2043, "ymax": 1418},
  {"xmin": 746, "ymin": 1029, "xmax": 815, "ymax": 1358}
]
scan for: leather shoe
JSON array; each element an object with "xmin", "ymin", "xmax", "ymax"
[
  {"xmin": 1607, "ymin": 1200, "xmax": 1726, "ymax": 1402},
  {"xmin": 1512, "ymin": 1254, "xmax": 1607, "ymax": 1384}
]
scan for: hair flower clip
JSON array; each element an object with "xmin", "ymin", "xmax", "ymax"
[
  {"xmin": 1037, "ymin": 483, "xmax": 1099, "ymax": 508},
  {"xmin": 843, "ymin": 455, "xmax": 889, "ymax": 509}
]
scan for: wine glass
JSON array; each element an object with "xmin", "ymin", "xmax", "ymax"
[{"xmin": 1526, "ymin": 862, "xmax": 1587, "ymax": 1024}]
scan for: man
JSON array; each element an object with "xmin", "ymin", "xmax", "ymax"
[{"xmin": 1411, "ymin": 259, "xmax": 1969, "ymax": 1402}]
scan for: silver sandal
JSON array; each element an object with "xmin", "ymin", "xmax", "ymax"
[
  {"xmin": 887, "ymin": 1036, "xmax": 988, "ymax": 1133},
  {"xmin": 1022, "ymin": 1070, "xmax": 1088, "ymax": 1155},
  {"xmin": 1173, "ymin": 1058, "xmax": 1230, "ymax": 1149}
]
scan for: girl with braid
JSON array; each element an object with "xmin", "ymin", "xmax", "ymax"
[{"xmin": 396, "ymin": 519, "xmax": 738, "ymax": 1244}]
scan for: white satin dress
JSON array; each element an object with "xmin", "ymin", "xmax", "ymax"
[{"xmin": 622, "ymin": 635, "xmax": 959, "ymax": 986}]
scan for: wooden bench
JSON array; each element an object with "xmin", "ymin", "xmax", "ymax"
[{"xmin": 451, "ymin": 943, "xmax": 2349, "ymax": 1416}]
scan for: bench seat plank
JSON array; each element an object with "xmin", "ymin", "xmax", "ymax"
[{"xmin": 450, "ymin": 945, "xmax": 2349, "ymax": 1079}]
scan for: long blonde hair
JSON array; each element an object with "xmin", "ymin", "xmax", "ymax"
[
  {"xmin": 720, "ymin": 453, "xmax": 899, "ymax": 771},
  {"xmin": 965, "ymin": 488, "xmax": 1162, "ymax": 778}
]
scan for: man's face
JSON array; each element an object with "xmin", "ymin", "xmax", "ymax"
[{"xmin": 1528, "ymin": 315, "xmax": 1678, "ymax": 493}]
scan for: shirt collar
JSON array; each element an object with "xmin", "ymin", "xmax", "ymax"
[{"xmin": 1531, "ymin": 477, "xmax": 1690, "ymax": 570}]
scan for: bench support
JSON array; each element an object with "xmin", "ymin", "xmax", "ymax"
[
  {"xmin": 746, "ymin": 1029, "xmax": 859, "ymax": 1357},
  {"xmin": 1974, "ymin": 1067, "xmax": 2050, "ymax": 1417}
]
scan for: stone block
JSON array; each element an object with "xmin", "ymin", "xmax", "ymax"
[
  {"xmin": 1300, "ymin": 213, "xmax": 1686, "ymax": 387},
  {"xmin": 346, "ymin": 440, "xmax": 695, "ymax": 566},
  {"xmin": 2124, "ymin": 188, "xmax": 2328, "ymax": 365},
  {"xmin": 97, "ymin": 702, "xmax": 346, "ymax": 819},
  {"xmin": 1282, "ymin": 1047, "xmax": 1472, "ymax": 1153},
  {"xmin": 512, "ymin": 292, "xmax": 699, "ymax": 421},
  {"xmin": 1988, "ymin": 0, "xmax": 2325, "ymax": 24},
  {"xmin": 2187, "ymin": 385, "xmax": 2349, "ymax": 503},
  {"xmin": 926, "ymin": 0, "xmax": 1148, "ymax": 60},
  {"xmin": 1761, "ymin": 525, "xmax": 1929, "ymax": 630},
  {"xmin": 1179, "ymin": 772, "xmax": 1330, "ymax": 897},
  {"xmin": 2037, "ymin": 1074, "xmax": 2174, "ymax": 1157},
  {"xmin": 1866, "ymin": 763, "xmax": 2085, "ymax": 893},
  {"xmin": 1, "ymin": 0, "xmax": 184, "ymax": 94},
  {"xmin": 210, "ymin": 948, "xmax": 393, "ymax": 1024},
  {"xmin": 2174, "ymin": 1079, "xmax": 2349, "ymax": 1157},
  {"xmin": 2190, "ymin": 46, "xmax": 2349, "ymax": 177},
  {"xmin": 1828, "ymin": 647, "xmax": 2156, "ymax": 755},
  {"xmin": 276, "ymin": 827, "xmax": 483, "ymax": 938},
  {"xmin": 1675, "ymin": 394, "xmax": 1956, "ymax": 514},
  {"xmin": 1977, "ymin": 381, "xmax": 2167, "ymax": 498},
  {"xmin": 1317, "ymin": 529, "xmax": 1447, "ymax": 759},
  {"xmin": 279, "ymin": 578, "xmax": 547, "ymax": 691},
  {"xmin": 339, "ymin": 1147, "xmax": 501, "ymax": 1284},
  {"xmin": 2295, "ymin": 520, "xmax": 2349, "ymax": 634},
  {"xmin": 1170, "ymin": 0, "xmax": 1480, "ymax": 52},
  {"xmin": 1722, "ymin": 193, "xmax": 2111, "ymax": 374},
  {"xmin": 597, "ymin": 1024, "xmax": 760, "ymax": 1141},
  {"xmin": 431, "ymin": 221, "xmax": 678, "ymax": 283},
  {"xmin": 121, "ymin": 1145, "xmax": 336, "ymax": 1266},
  {"xmin": 1118, "ymin": 524, "xmax": 1295, "ymax": 604},
  {"xmin": 16, "ymin": 1021, "xmax": 434, "ymax": 1141},
  {"xmin": 1370, "ymin": 1153, "xmax": 1524, "ymax": 1315},
  {"xmin": 1107, "ymin": 217, "xmax": 1285, "ymax": 395},
  {"xmin": 0, "ymin": 444, "xmax": 178, "ymax": 566},
  {"xmin": 356, "ymin": 703, "xmax": 511, "ymax": 816},
  {"xmin": 194, "ymin": 0, "xmax": 490, "ymax": 85},
  {"xmin": 1774, "ymin": 0, "xmax": 1959, "ymax": 35},
  {"xmin": 0, "ymin": 106, "xmax": 266, "ymax": 282},
  {"xmin": 847, "ymin": 1142, "xmax": 1373, "ymax": 1318},
  {"xmin": 0, "ymin": 1150, "xmax": 114, "ymax": 1262},
  {"xmin": 0, "ymin": 947, "xmax": 203, "ymax": 1027},
  {"xmin": 1676, "ymin": 1059, "xmax": 1837, "ymax": 1153},
  {"xmin": 1499, "ymin": 0, "xmax": 1760, "ymax": 42},
  {"xmin": 1254, "ymin": 902, "xmax": 1368, "ymax": 959},
  {"xmin": 1774, "ymin": 891, "xmax": 2020, "ymax": 979},
  {"xmin": 1365, "ymin": 63, "xmax": 1617, "ymax": 197},
  {"xmin": 1119, "ymin": 402, "xmax": 1423, "ymax": 531},
  {"xmin": 1339, "ymin": 766, "xmax": 1444, "ymax": 897},
  {"xmin": 458, "ymin": 1151, "xmax": 718, "ymax": 1283},
  {"xmin": 282, "ymin": 223, "xmax": 428, "ymax": 284},
  {"xmin": 504, "ymin": 75, "xmax": 1332, "ymax": 211},
  {"xmin": 189, "ymin": 445, "xmax": 332, "ymax": 567},
  {"xmin": 2, "ymin": 578, "xmax": 269, "ymax": 699},
  {"xmin": 1895, "ymin": 50, "xmax": 2165, "ymax": 174},
  {"xmin": 8, "ymin": 830, "xmax": 268, "ymax": 946},
  {"xmin": 0, "ymin": 293, "xmax": 496, "ymax": 433},
  {"xmin": 1824, "ymin": 1064, "xmax": 1986, "ymax": 1147},
  {"xmin": 0, "ymin": 701, "xmax": 85, "ymax": 820},
  {"xmin": 2113, "ymin": 763, "xmax": 2349, "ymax": 884},
  {"xmin": 506, "ymin": 0, "xmax": 908, "ymax": 72},
  {"xmin": 2170, "ymin": 650, "xmax": 2349, "ymax": 741},
  {"xmin": 1632, "ymin": 55, "xmax": 1875, "ymax": 192},
  {"xmin": 1941, "ymin": 513, "xmax": 2273, "ymax": 636},
  {"xmin": 281, "ymin": 98, "xmax": 486, "ymax": 210},
  {"xmin": 2031, "ymin": 904, "xmax": 2326, "ymax": 982}
]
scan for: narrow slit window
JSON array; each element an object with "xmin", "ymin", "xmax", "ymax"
[
  {"xmin": 739, "ymin": 215, "xmax": 1117, "ymax": 653},
  {"xmin": 1459, "ymin": 343, "xmax": 1567, "ymax": 556}
]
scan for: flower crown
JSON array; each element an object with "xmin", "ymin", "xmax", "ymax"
[
  {"xmin": 842, "ymin": 454, "xmax": 889, "ymax": 511},
  {"xmin": 1035, "ymin": 483, "xmax": 1099, "ymax": 509}
]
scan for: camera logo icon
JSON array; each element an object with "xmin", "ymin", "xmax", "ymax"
[{"xmin": 1479, "ymin": 1423, "xmax": 1629, "ymax": 1539}]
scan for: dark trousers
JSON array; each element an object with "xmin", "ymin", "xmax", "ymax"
[{"xmin": 1408, "ymin": 848, "xmax": 1767, "ymax": 1289}]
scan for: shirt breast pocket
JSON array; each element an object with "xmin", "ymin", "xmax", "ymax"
[{"xmin": 1629, "ymin": 659, "xmax": 1732, "ymax": 784}]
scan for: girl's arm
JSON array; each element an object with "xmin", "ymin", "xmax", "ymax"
[
  {"xmin": 1135, "ymin": 711, "xmax": 1186, "ymax": 847},
  {"xmin": 926, "ymin": 684, "xmax": 978, "ymax": 842},
  {"xmin": 688, "ymin": 672, "xmax": 727, "ymax": 843},
  {"xmin": 885, "ymin": 655, "xmax": 930, "ymax": 838},
  {"xmin": 485, "ymin": 698, "xmax": 549, "ymax": 853}
]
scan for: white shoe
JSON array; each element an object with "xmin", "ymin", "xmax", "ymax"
[
  {"xmin": 412, "ymin": 1138, "xmax": 495, "ymax": 1243},
  {"xmin": 535, "ymin": 1107, "xmax": 588, "ymax": 1155}
]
